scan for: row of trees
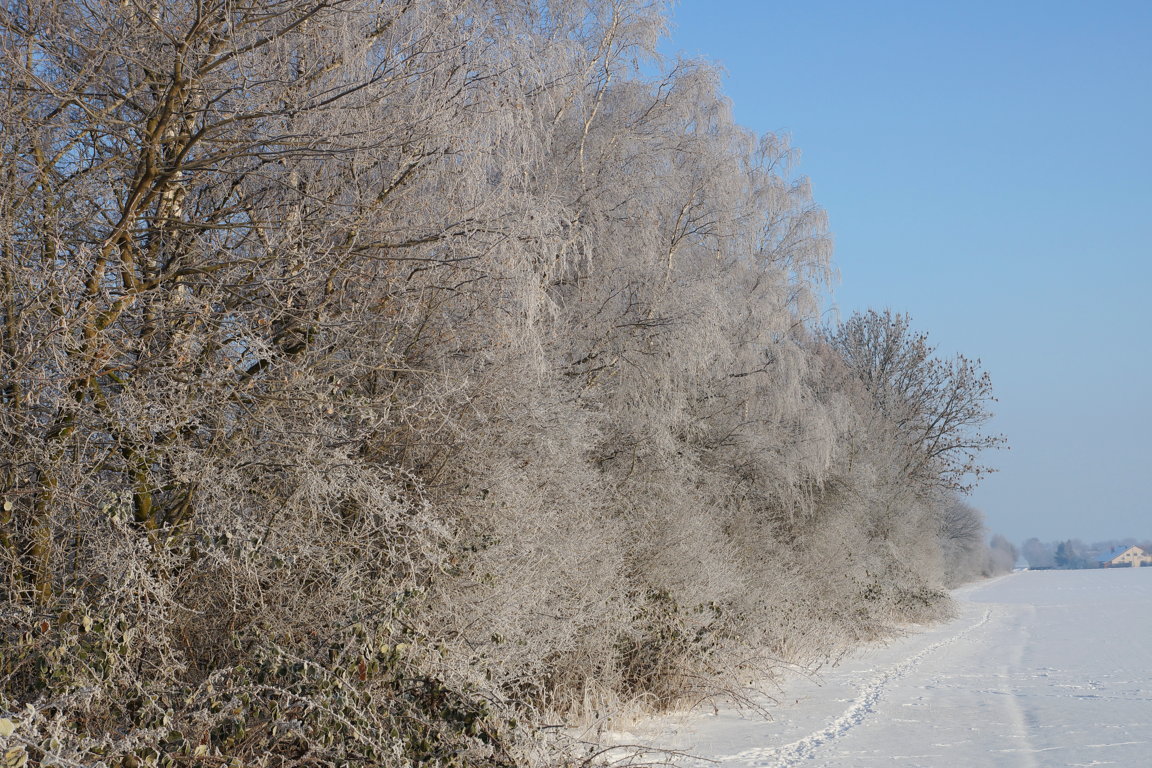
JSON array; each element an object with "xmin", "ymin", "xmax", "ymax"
[
  {"xmin": 0, "ymin": 0, "xmax": 1004, "ymax": 765},
  {"xmin": 1022, "ymin": 538, "xmax": 1151, "ymax": 569}
]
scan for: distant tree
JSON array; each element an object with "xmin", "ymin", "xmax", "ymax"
[
  {"xmin": 986, "ymin": 534, "xmax": 1018, "ymax": 575},
  {"xmin": 1021, "ymin": 538, "xmax": 1055, "ymax": 568},
  {"xmin": 936, "ymin": 496, "xmax": 988, "ymax": 585},
  {"xmin": 1054, "ymin": 539, "xmax": 1092, "ymax": 569},
  {"xmin": 1054, "ymin": 541, "xmax": 1072, "ymax": 568},
  {"xmin": 939, "ymin": 498, "xmax": 985, "ymax": 543}
]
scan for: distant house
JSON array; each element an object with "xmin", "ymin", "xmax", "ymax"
[{"xmin": 1097, "ymin": 545, "xmax": 1152, "ymax": 568}]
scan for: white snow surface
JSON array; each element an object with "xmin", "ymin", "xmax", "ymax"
[{"xmin": 604, "ymin": 568, "xmax": 1152, "ymax": 767}]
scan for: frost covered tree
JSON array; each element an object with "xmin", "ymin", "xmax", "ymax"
[
  {"xmin": 986, "ymin": 534, "xmax": 1018, "ymax": 575},
  {"xmin": 826, "ymin": 309, "xmax": 1005, "ymax": 493},
  {"xmin": 0, "ymin": 0, "xmax": 1003, "ymax": 763},
  {"xmin": 937, "ymin": 497, "xmax": 990, "ymax": 584},
  {"xmin": 1022, "ymin": 537, "xmax": 1056, "ymax": 568}
]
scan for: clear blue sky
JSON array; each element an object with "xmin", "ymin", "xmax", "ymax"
[{"xmin": 661, "ymin": 0, "xmax": 1152, "ymax": 545}]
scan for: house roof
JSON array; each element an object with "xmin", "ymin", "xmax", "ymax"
[{"xmin": 1097, "ymin": 545, "xmax": 1144, "ymax": 563}]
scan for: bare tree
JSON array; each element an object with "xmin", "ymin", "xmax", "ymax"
[
  {"xmin": 825, "ymin": 309, "xmax": 1005, "ymax": 493},
  {"xmin": 935, "ymin": 496, "xmax": 989, "ymax": 584}
]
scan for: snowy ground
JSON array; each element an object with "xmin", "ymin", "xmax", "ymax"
[{"xmin": 606, "ymin": 568, "xmax": 1152, "ymax": 767}]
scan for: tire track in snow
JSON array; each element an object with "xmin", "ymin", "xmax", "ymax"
[
  {"xmin": 995, "ymin": 607, "xmax": 1041, "ymax": 768},
  {"xmin": 715, "ymin": 607, "xmax": 994, "ymax": 767}
]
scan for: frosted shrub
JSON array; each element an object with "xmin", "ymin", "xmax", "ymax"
[{"xmin": 1, "ymin": 0, "xmax": 1002, "ymax": 763}]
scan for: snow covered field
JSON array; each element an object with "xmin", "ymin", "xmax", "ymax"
[{"xmin": 610, "ymin": 568, "xmax": 1152, "ymax": 767}]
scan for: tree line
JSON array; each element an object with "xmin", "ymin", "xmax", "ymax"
[
  {"xmin": 0, "ymin": 1, "xmax": 1005, "ymax": 765},
  {"xmin": 1022, "ymin": 538, "xmax": 1152, "ymax": 569}
]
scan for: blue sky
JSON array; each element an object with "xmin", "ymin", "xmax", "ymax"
[{"xmin": 660, "ymin": 0, "xmax": 1152, "ymax": 544}]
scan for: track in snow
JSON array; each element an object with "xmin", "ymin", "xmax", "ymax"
[
  {"xmin": 713, "ymin": 608, "xmax": 993, "ymax": 767},
  {"xmin": 624, "ymin": 569, "xmax": 1152, "ymax": 768}
]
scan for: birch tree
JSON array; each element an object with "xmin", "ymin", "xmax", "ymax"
[{"xmin": 0, "ymin": 0, "xmax": 1004, "ymax": 763}]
